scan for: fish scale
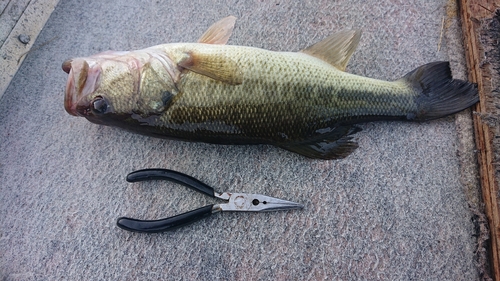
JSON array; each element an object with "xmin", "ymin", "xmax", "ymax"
[{"xmin": 150, "ymin": 45, "xmax": 415, "ymax": 143}]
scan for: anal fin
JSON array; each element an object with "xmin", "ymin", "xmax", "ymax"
[{"xmin": 280, "ymin": 126, "xmax": 361, "ymax": 160}]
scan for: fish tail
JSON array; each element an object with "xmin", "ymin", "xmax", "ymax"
[{"xmin": 403, "ymin": 61, "xmax": 478, "ymax": 121}]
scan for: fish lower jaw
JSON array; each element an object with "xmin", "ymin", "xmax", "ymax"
[
  {"xmin": 64, "ymin": 104, "xmax": 78, "ymax": 116},
  {"xmin": 64, "ymin": 71, "xmax": 78, "ymax": 116}
]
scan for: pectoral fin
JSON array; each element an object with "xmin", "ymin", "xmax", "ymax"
[
  {"xmin": 300, "ymin": 30, "xmax": 361, "ymax": 71},
  {"xmin": 177, "ymin": 50, "xmax": 243, "ymax": 85},
  {"xmin": 280, "ymin": 126, "xmax": 362, "ymax": 159},
  {"xmin": 198, "ymin": 16, "xmax": 237, "ymax": 45}
]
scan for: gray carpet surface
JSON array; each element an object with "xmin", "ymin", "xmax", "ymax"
[{"xmin": 0, "ymin": 0, "xmax": 481, "ymax": 280}]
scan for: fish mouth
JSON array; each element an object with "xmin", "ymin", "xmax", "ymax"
[{"xmin": 63, "ymin": 58, "xmax": 101, "ymax": 116}]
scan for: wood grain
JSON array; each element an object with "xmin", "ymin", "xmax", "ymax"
[{"xmin": 459, "ymin": 0, "xmax": 500, "ymax": 279}]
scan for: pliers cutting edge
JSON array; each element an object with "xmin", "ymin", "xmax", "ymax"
[{"xmin": 117, "ymin": 169, "xmax": 303, "ymax": 233}]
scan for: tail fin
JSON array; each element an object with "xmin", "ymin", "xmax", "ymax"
[{"xmin": 403, "ymin": 62, "xmax": 478, "ymax": 121}]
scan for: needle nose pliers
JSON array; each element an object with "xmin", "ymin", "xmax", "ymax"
[{"xmin": 117, "ymin": 169, "xmax": 303, "ymax": 233}]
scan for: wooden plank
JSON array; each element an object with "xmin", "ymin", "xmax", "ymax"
[
  {"xmin": 0, "ymin": 0, "xmax": 31, "ymax": 46},
  {"xmin": 0, "ymin": 0, "xmax": 11, "ymax": 15},
  {"xmin": 0, "ymin": 0, "xmax": 60, "ymax": 99},
  {"xmin": 459, "ymin": 0, "xmax": 500, "ymax": 280}
]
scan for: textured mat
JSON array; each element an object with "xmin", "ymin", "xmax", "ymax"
[{"xmin": 0, "ymin": 0, "xmax": 482, "ymax": 280}]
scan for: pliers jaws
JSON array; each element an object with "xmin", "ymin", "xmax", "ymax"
[{"xmin": 215, "ymin": 192, "xmax": 303, "ymax": 212}]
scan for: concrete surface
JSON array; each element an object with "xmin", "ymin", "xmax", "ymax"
[{"xmin": 0, "ymin": 0, "xmax": 483, "ymax": 280}]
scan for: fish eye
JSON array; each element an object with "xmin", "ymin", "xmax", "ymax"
[{"xmin": 91, "ymin": 96, "xmax": 109, "ymax": 115}]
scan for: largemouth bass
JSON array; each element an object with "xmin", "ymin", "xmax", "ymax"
[{"xmin": 63, "ymin": 16, "xmax": 478, "ymax": 159}]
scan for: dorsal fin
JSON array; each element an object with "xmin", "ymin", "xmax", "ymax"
[
  {"xmin": 300, "ymin": 30, "xmax": 361, "ymax": 71},
  {"xmin": 197, "ymin": 16, "xmax": 237, "ymax": 45}
]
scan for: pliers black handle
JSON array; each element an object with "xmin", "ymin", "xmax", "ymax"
[{"xmin": 117, "ymin": 169, "xmax": 218, "ymax": 233}]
